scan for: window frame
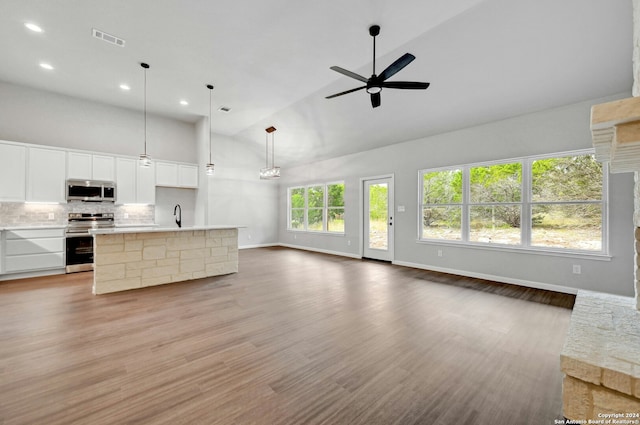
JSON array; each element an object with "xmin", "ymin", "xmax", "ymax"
[
  {"xmin": 287, "ymin": 181, "xmax": 345, "ymax": 234},
  {"xmin": 418, "ymin": 149, "xmax": 609, "ymax": 257}
]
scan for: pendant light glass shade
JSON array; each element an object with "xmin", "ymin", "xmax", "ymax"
[
  {"xmin": 205, "ymin": 84, "xmax": 215, "ymax": 176},
  {"xmin": 260, "ymin": 126, "xmax": 280, "ymax": 180},
  {"xmin": 139, "ymin": 62, "xmax": 151, "ymax": 168}
]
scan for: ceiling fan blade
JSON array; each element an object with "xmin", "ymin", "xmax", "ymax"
[
  {"xmin": 379, "ymin": 53, "xmax": 416, "ymax": 81},
  {"xmin": 325, "ymin": 85, "xmax": 366, "ymax": 99},
  {"xmin": 371, "ymin": 92, "xmax": 381, "ymax": 108},
  {"xmin": 381, "ymin": 81, "xmax": 430, "ymax": 90},
  {"xmin": 329, "ymin": 66, "xmax": 369, "ymax": 83}
]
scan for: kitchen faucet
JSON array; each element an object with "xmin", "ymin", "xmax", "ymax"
[{"xmin": 173, "ymin": 204, "xmax": 182, "ymax": 228}]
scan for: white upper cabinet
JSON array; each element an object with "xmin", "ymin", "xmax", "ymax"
[
  {"xmin": 156, "ymin": 161, "xmax": 178, "ymax": 187},
  {"xmin": 178, "ymin": 164, "xmax": 198, "ymax": 188},
  {"xmin": 137, "ymin": 162, "xmax": 156, "ymax": 204},
  {"xmin": 115, "ymin": 157, "xmax": 137, "ymax": 204},
  {"xmin": 67, "ymin": 152, "xmax": 92, "ymax": 179},
  {"xmin": 92, "ymin": 155, "xmax": 115, "ymax": 181},
  {"xmin": 68, "ymin": 152, "xmax": 115, "ymax": 181},
  {"xmin": 0, "ymin": 142, "xmax": 27, "ymax": 202},
  {"xmin": 27, "ymin": 147, "xmax": 66, "ymax": 203},
  {"xmin": 115, "ymin": 157, "xmax": 155, "ymax": 205},
  {"xmin": 156, "ymin": 161, "xmax": 198, "ymax": 188}
]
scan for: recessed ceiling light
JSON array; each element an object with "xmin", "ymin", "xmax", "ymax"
[
  {"xmin": 120, "ymin": 84, "xmax": 130, "ymax": 91},
  {"xmin": 39, "ymin": 62, "xmax": 54, "ymax": 70},
  {"xmin": 25, "ymin": 23, "xmax": 43, "ymax": 33},
  {"xmin": 179, "ymin": 100, "xmax": 189, "ymax": 106}
]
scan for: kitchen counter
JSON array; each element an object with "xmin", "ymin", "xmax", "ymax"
[
  {"xmin": 90, "ymin": 226, "xmax": 243, "ymax": 294},
  {"xmin": 90, "ymin": 224, "xmax": 242, "ymax": 235},
  {"xmin": 0, "ymin": 225, "xmax": 67, "ymax": 231}
]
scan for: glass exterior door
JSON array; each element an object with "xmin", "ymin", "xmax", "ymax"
[{"xmin": 363, "ymin": 177, "xmax": 393, "ymax": 261}]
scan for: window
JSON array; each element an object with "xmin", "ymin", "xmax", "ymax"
[
  {"xmin": 531, "ymin": 155, "xmax": 603, "ymax": 251},
  {"xmin": 288, "ymin": 182, "xmax": 345, "ymax": 233},
  {"xmin": 327, "ymin": 183, "xmax": 345, "ymax": 232},
  {"xmin": 421, "ymin": 169, "xmax": 462, "ymax": 241},
  {"xmin": 469, "ymin": 162, "xmax": 521, "ymax": 245},
  {"xmin": 307, "ymin": 185, "xmax": 324, "ymax": 231},
  {"xmin": 419, "ymin": 151, "xmax": 606, "ymax": 253},
  {"xmin": 289, "ymin": 187, "xmax": 305, "ymax": 230}
]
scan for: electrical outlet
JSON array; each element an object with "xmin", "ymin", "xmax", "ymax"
[
  {"xmin": 124, "ymin": 213, "xmax": 129, "ymax": 219},
  {"xmin": 247, "ymin": 234, "xmax": 252, "ymax": 240},
  {"xmin": 397, "ymin": 205, "xmax": 405, "ymax": 212},
  {"xmin": 572, "ymin": 265, "xmax": 581, "ymax": 274},
  {"xmin": 294, "ymin": 234, "xmax": 297, "ymax": 240},
  {"xmin": 347, "ymin": 240, "xmax": 351, "ymax": 246},
  {"xmin": 437, "ymin": 249, "xmax": 443, "ymax": 257},
  {"xmin": 48, "ymin": 212, "xmax": 54, "ymax": 220}
]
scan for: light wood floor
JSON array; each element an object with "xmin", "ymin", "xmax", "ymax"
[{"xmin": 0, "ymin": 247, "xmax": 574, "ymax": 425}]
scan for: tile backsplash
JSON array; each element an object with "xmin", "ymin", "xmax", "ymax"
[{"xmin": 0, "ymin": 202, "xmax": 154, "ymax": 227}]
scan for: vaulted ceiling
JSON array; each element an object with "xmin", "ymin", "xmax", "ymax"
[{"xmin": 0, "ymin": 0, "xmax": 632, "ymax": 166}]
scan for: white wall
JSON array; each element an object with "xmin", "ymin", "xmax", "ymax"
[
  {"xmin": 206, "ymin": 133, "xmax": 279, "ymax": 247},
  {"xmin": 155, "ymin": 187, "xmax": 196, "ymax": 227},
  {"xmin": 0, "ymin": 81, "xmax": 196, "ymax": 163},
  {"xmin": 278, "ymin": 94, "xmax": 635, "ymax": 297}
]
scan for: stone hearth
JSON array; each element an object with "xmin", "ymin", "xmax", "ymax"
[{"xmin": 561, "ymin": 292, "xmax": 640, "ymax": 419}]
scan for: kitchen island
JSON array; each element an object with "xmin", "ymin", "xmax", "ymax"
[{"xmin": 89, "ymin": 225, "xmax": 242, "ymax": 294}]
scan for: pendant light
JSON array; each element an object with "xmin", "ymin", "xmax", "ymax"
[
  {"xmin": 138, "ymin": 62, "xmax": 151, "ymax": 167},
  {"xmin": 260, "ymin": 126, "xmax": 280, "ymax": 179},
  {"xmin": 205, "ymin": 84, "xmax": 215, "ymax": 176}
]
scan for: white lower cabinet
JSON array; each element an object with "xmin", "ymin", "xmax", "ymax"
[{"xmin": 4, "ymin": 228, "xmax": 65, "ymax": 273}]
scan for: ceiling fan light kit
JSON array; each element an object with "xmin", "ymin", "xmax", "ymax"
[{"xmin": 326, "ymin": 25, "xmax": 430, "ymax": 108}]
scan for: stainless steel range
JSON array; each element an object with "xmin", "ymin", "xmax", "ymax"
[{"xmin": 65, "ymin": 212, "xmax": 115, "ymax": 273}]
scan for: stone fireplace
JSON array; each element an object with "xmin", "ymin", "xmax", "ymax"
[{"xmin": 561, "ymin": 1, "xmax": 640, "ymax": 419}]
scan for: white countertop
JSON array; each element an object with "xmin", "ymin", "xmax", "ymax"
[
  {"xmin": 89, "ymin": 225, "xmax": 245, "ymax": 235},
  {"xmin": 1, "ymin": 225, "xmax": 67, "ymax": 231}
]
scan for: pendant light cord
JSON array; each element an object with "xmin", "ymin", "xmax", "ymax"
[
  {"xmin": 265, "ymin": 131, "xmax": 269, "ymax": 168},
  {"xmin": 209, "ymin": 87, "xmax": 212, "ymax": 164},
  {"xmin": 144, "ymin": 65, "xmax": 147, "ymax": 155}
]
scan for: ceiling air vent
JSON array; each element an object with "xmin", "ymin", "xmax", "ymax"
[
  {"xmin": 218, "ymin": 107, "xmax": 232, "ymax": 113},
  {"xmin": 92, "ymin": 28, "xmax": 125, "ymax": 47}
]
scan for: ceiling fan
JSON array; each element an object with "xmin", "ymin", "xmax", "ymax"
[{"xmin": 326, "ymin": 25, "xmax": 430, "ymax": 108}]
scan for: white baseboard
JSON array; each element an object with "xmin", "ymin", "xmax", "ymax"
[
  {"xmin": 239, "ymin": 243, "xmax": 279, "ymax": 250},
  {"xmin": 0, "ymin": 268, "xmax": 66, "ymax": 282},
  {"xmin": 278, "ymin": 243, "xmax": 362, "ymax": 259},
  {"xmin": 393, "ymin": 260, "xmax": 579, "ymax": 295}
]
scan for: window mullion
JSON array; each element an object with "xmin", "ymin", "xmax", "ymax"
[
  {"xmin": 462, "ymin": 166, "xmax": 470, "ymax": 242},
  {"xmin": 522, "ymin": 158, "xmax": 532, "ymax": 247},
  {"xmin": 304, "ymin": 186, "xmax": 309, "ymax": 231},
  {"xmin": 324, "ymin": 184, "xmax": 328, "ymax": 232}
]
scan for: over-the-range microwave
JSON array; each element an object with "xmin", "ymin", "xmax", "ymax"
[{"xmin": 66, "ymin": 179, "xmax": 116, "ymax": 202}]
